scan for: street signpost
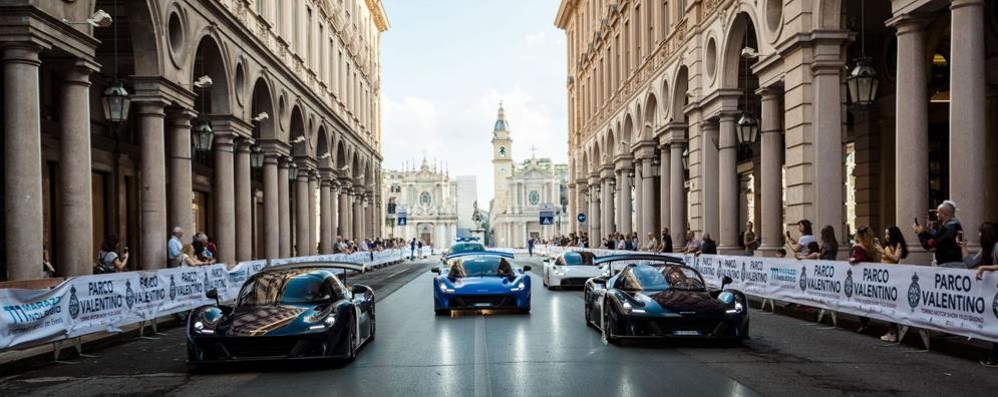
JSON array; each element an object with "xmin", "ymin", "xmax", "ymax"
[
  {"xmin": 397, "ymin": 211, "xmax": 408, "ymax": 226},
  {"xmin": 539, "ymin": 203, "xmax": 555, "ymax": 226}
]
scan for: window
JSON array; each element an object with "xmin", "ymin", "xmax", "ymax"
[
  {"xmin": 306, "ymin": 8, "xmax": 313, "ymax": 67},
  {"xmin": 419, "ymin": 192, "xmax": 432, "ymax": 207},
  {"xmin": 662, "ymin": 0, "xmax": 670, "ymax": 40},
  {"xmin": 529, "ymin": 190, "xmax": 540, "ymax": 206}
]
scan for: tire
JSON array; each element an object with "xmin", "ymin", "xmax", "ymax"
[
  {"xmin": 602, "ymin": 302, "xmax": 620, "ymax": 345},
  {"xmin": 584, "ymin": 293, "xmax": 594, "ymax": 328},
  {"xmin": 434, "ymin": 309, "xmax": 450, "ymax": 316},
  {"xmin": 518, "ymin": 307, "xmax": 531, "ymax": 314},
  {"xmin": 368, "ymin": 307, "xmax": 376, "ymax": 342},
  {"xmin": 345, "ymin": 317, "xmax": 357, "ymax": 362}
]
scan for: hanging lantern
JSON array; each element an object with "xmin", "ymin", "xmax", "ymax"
[
  {"xmin": 101, "ymin": 79, "xmax": 131, "ymax": 124},
  {"xmin": 627, "ymin": 170, "xmax": 635, "ymax": 186},
  {"xmin": 736, "ymin": 113, "xmax": 760, "ymax": 145},
  {"xmin": 250, "ymin": 144, "xmax": 265, "ymax": 169},
  {"xmin": 191, "ymin": 120, "xmax": 214, "ymax": 153},
  {"xmin": 287, "ymin": 160, "xmax": 299, "ymax": 180},
  {"xmin": 847, "ymin": 58, "xmax": 879, "ymax": 107}
]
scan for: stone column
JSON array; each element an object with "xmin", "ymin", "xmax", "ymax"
[
  {"xmin": 758, "ymin": 87, "xmax": 784, "ymax": 253},
  {"xmin": 949, "ymin": 0, "xmax": 986, "ymax": 247},
  {"xmin": 641, "ymin": 155, "xmax": 657, "ymax": 241},
  {"xmin": 365, "ymin": 195, "xmax": 374, "ymax": 238},
  {"xmin": 278, "ymin": 159, "xmax": 291, "ymax": 258},
  {"xmin": 339, "ymin": 182, "xmax": 352, "ymax": 239},
  {"xmin": 353, "ymin": 190, "xmax": 364, "ymax": 240},
  {"xmin": 320, "ymin": 176, "xmax": 333, "ymax": 253},
  {"xmin": 213, "ymin": 134, "xmax": 236, "ymax": 265},
  {"xmin": 234, "ymin": 140, "xmax": 253, "ymax": 261},
  {"xmin": 670, "ymin": 142, "xmax": 686, "ymax": 247},
  {"xmin": 58, "ymin": 61, "xmax": 97, "ymax": 276},
  {"xmin": 634, "ymin": 162, "xmax": 644, "ymax": 239},
  {"xmin": 294, "ymin": 172, "xmax": 309, "ymax": 256},
  {"xmin": 812, "ymin": 58, "xmax": 845, "ymax": 240},
  {"xmin": 263, "ymin": 153, "xmax": 280, "ymax": 259},
  {"xmin": 601, "ymin": 167, "xmax": 615, "ymax": 235},
  {"xmin": 718, "ymin": 113, "xmax": 739, "ymax": 252},
  {"xmin": 166, "ymin": 110, "xmax": 194, "ymax": 252},
  {"xmin": 137, "ymin": 101, "xmax": 169, "ymax": 270},
  {"xmin": 890, "ymin": 15, "xmax": 929, "ymax": 255},
  {"xmin": 3, "ymin": 45, "xmax": 43, "ymax": 279},
  {"xmin": 330, "ymin": 181, "xmax": 339, "ymax": 240},
  {"xmin": 701, "ymin": 121, "xmax": 720, "ymax": 237},
  {"xmin": 308, "ymin": 173, "xmax": 318, "ymax": 255},
  {"xmin": 617, "ymin": 163, "xmax": 633, "ymax": 235},
  {"xmin": 658, "ymin": 142, "xmax": 671, "ymax": 238},
  {"xmin": 576, "ymin": 181, "xmax": 588, "ymax": 234},
  {"xmin": 589, "ymin": 177, "xmax": 601, "ymax": 241}
]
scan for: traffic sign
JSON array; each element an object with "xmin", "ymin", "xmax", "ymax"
[
  {"xmin": 577, "ymin": 213, "xmax": 587, "ymax": 224},
  {"xmin": 397, "ymin": 212, "xmax": 408, "ymax": 226},
  {"xmin": 539, "ymin": 203, "xmax": 555, "ymax": 225}
]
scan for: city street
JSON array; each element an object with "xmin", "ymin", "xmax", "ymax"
[{"xmin": 1, "ymin": 256, "xmax": 996, "ymax": 397}]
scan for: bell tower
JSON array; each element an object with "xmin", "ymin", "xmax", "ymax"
[{"xmin": 491, "ymin": 102, "xmax": 513, "ymax": 212}]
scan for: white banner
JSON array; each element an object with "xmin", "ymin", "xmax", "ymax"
[
  {"xmin": 537, "ymin": 245, "xmax": 998, "ymax": 342},
  {"xmin": 0, "ymin": 249, "xmax": 407, "ymax": 351}
]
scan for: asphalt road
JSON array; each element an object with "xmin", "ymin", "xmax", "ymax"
[{"xmin": 2, "ymin": 255, "xmax": 997, "ymax": 397}]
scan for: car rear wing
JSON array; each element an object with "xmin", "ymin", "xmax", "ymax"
[
  {"xmin": 593, "ymin": 254, "xmax": 686, "ymax": 276},
  {"xmin": 444, "ymin": 250, "xmax": 515, "ymax": 260}
]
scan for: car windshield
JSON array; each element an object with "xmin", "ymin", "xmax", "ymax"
[
  {"xmin": 449, "ymin": 256, "xmax": 515, "ymax": 278},
  {"xmin": 562, "ymin": 252, "xmax": 595, "ymax": 266},
  {"xmin": 450, "ymin": 243, "xmax": 485, "ymax": 254},
  {"xmin": 237, "ymin": 270, "xmax": 340, "ymax": 306},
  {"xmin": 617, "ymin": 263, "xmax": 705, "ymax": 291}
]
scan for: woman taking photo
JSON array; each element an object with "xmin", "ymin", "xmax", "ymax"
[
  {"xmin": 177, "ymin": 244, "xmax": 212, "ymax": 267},
  {"xmin": 94, "ymin": 235, "xmax": 129, "ymax": 274},
  {"xmin": 877, "ymin": 226, "xmax": 908, "ymax": 342}
]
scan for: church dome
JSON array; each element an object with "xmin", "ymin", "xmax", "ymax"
[{"xmin": 493, "ymin": 102, "xmax": 509, "ymax": 133}]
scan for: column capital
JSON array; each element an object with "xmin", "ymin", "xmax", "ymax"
[
  {"xmin": 950, "ymin": 0, "xmax": 984, "ymax": 10},
  {"xmin": 755, "ymin": 85, "xmax": 782, "ymax": 99},
  {"xmin": 613, "ymin": 157, "xmax": 634, "ymax": 171},
  {"xmin": 59, "ymin": 59, "xmax": 100, "ymax": 86},
  {"xmin": 167, "ymin": 108, "xmax": 197, "ymax": 127},
  {"xmin": 2, "ymin": 43, "xmax": 43, "ymax": 66},
  {"xmin": 885, "ymin": 13, "xmax": 933, "ymax": 32},
  {"xmin": 259, "ymin": 138, "xmax": 291, "ymax": 157},
  {"xmin": 235, "ymin": 137, "xmax": 255, "ymax": 152},
  {"xmin": 135, "ymin": 100, "xmax": 168, "ymax": 117},
  {"xmin": 633, "ymin": 139, "xmax": 658, "ymax": 160}
]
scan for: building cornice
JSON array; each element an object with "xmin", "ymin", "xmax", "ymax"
[{"xmin": 364, "ymin": 0, "xmax": 391, "ymax": 32}]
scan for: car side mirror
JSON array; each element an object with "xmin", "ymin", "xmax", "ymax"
[
  {"xmin": 522, "ymin": 265, "xmax": 532, "ymax": 272},
  {"xmin": 205, "ymin": 288, "xmax": 220, "ymax": 306},
  {"xmin": 431, "ymin": 266, "xmax": 440, "ymax": 274},
  {"xmin": 351, "ymin": 285, "xmax": 370, "ymax": 300},
  {"xmin": 721, "ymin": 276, "xmax": 733, "ymax": 290}
]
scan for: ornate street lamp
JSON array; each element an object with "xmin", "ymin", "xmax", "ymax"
[
  {"xmin": 847, "ymin": 1, "xmax": 879, "ymax": 106},
  {"xmin": 681, "ymin": 144, "xmax": 690, "ymax": 171},
  {"xmin": 250, "ymin": 144, "xmax": 265, "ymax": 169},
  {"xmin": 287, "ymin": 159, "xmax": 299, "ymax": 180},
  {"xmin": 737, "ymin": 113, "xmax": 759, "ymax": 145},
  {"xmin": 651, "ymin": 154, "xmax": 662, "ymax": 177},
  {"xmin": 627, "ymin": 169, "xmax": 635, "ymax": 186},
  {"xmin": 191, "ymin": 120, "xmax": 214, "ymax": 153},
  {"xmin": 102, "ymin": 79, "xmax": 131, "ymax": 124}
]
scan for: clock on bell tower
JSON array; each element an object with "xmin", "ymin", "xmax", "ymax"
[{"xmin": 491, "ymin": 102, "xmax": 514, "ymax": 212}]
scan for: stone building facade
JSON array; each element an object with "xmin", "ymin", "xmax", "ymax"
[
  {"xmin": 488, "ymin": 105, "xmax": 570, "ymax": 248},
  {"xmin": 556, "ymin": 0, "xmax": 998, "ymax": 260},
  {"xmin": 0, "ymin": 0, "xmax": 388, "ymax": 281},
  {"xmin": 382, "ymin": 159, "xmax": 458, "ymax": 246}
]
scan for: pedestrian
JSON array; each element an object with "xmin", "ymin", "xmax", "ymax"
[
  {"xmin": 615, "ymin": 233, "xmax": 627, "ymax": 250},
  {"xmin": 659, "ymin": 227, "xmax": 673, "ymax": 253},
  {"xmin": 643, "ymin": 232, "xmax": 658, "ymax": 252},
  {"xmin": 528, "ymin": 237, "xmax": 535, "ymax": 256},
  {"xmin": 168, "ymin": 226, "xmax": 184, "ymax": 267},
  {"xmin": 681, "ymin": 230, "xmax": 701, "ymax": 254},
  {"xmin": 205, "ymin": 236, "xmax": 217, "ymax": 259},
  {"xmin": 975, "ymin": 256, "xmax": 998, "ymax": 367},
  {"xmin": 876, "ymin": 225, "xmax": 909, "ymax": 342},
  {"xmin": 787, "ymin": 219, "xmax": 816, "ymax": 257},
  {"xmin": 699, "ymin": 233, "xmax": 717, "ymax": 255},
  {"xmin": 960, "ymin": 222, "xmax": 998, "ymax": 269},
  {"xmin": 914, "ymin": 200, "xmax": 964, "ymax": 266},
  {"xmin": 743, "ymin": 221, "xmax": 759, "ymax": 255},
  {"xmin": 775, "ymin": 248, "xmax": 787, "ymax": 258},
  {"xmin": 94, "ymin": 235, "xmax": 129, "ymax": 274},
  {"xmin": 797, "ymin": 225, "xmax": 838, "ymax": 260},
  {"xmin": 850, "ymin": 226, "xmax": 880, "ymax": 333},
  {"xmin": 629, "ymin": 232, "xmax": 639, "ymax": 251},
  {"xmin": 178, "ymin": 244, "xmax": 211, "ymax": 266}
]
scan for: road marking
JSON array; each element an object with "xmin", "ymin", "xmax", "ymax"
[{"xmin": 386, "ymin": 269, "xmax": 407, "ymax": 279}]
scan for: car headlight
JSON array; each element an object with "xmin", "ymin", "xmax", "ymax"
[
  {"xmin": 725, "ymin": 301, "xmax": 744, "ymax": 314},
  {"xmin": 193, "ymin": 321, "xmax": 215, "ymax": 334},
  {"xmin": 553, "ymin": 267, "xmax": 566, "ymax": 276},
  {"xmin": 439, "ymin": 283, "xmax": 455, "ymax": 293},
  {"xmin": 309, "ymin": 315, "xmax": 337, "ymax": 330},
  {"xmin": 621, "ymin": 301, "xmax": 646, "ymax": 314},
  {"xmin": 510, "ymin": 281, "xmax": 526, "ymax": 291}
]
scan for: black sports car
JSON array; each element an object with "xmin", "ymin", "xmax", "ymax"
[
  {"xmin": 186, "ymin": 262, "xmax": 375, "ymax": 365},
  {"xmin": 583, "ymin": 254, "xmax": 749, "ymax": 344}
]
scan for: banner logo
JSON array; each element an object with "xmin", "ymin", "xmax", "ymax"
[
  {"xmin": 992, "ymin": 284, "xmax": 998, "ymax": 320},
  {"xmin": 169, "ymin": 275, "xmax": 177, "ymax": 301},
  {"xmin": 799, "ymin": 266, "xmax": 807, "ymax": 292},
  {"xmin": 741, "ymin": 262, "xmax": 746, "ymax": 283},
  {"xmin": 844, "ymin": 269, "xmax": 854, "ymax": 298},
  {"xmin": 907, "ymin": 273, "xmax": 921, "ymax": 311},
  {"xmin": 202, "ymin": 272, "xmax": 211, "ymax": 294},
  {"xmin": 68, "ymin": 286, "xmax": 80, "ymax": 320},
  {"xmin": 125, "ymin": 281, "xmax": 135, "ymax": 309}
]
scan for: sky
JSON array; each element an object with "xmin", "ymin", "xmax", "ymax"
[{"xmin": 380, "ymin": 0, "xmax": 568, "ymax": 206}]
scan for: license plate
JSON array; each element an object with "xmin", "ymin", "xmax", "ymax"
[
  {"xmin": 474, "ymin": 303, "xmax": 493, "ymax": 307},
  {"xmin": 673, "ymin": 330, "xmax": 701, "ymax": 336}
]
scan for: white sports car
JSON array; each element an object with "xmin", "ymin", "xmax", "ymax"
[{"xmin": 542, "ymin": 251, "xmax": 602, "ymax": 289}]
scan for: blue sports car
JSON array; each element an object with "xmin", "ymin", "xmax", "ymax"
[{"xmin": 431, "ymin": 251, "xmax": 531, "ymax": 315}]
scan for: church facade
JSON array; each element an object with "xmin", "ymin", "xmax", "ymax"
[
  {"xmin": 382, "ymin": 159, "xmax": 458, "ymax": 247},
  {"xmin": 488, "ymin": 105, "xmax": 570, "ymax": 248}
]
